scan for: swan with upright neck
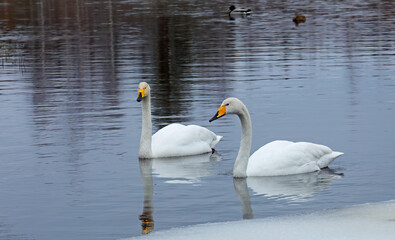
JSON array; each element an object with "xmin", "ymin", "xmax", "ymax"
[
  {"xmin": 209, "ymin": 97, "xmax": 343, "ymax": 178},
  {"xmin": 137, "ymin": 82, "xmax": 222, "ymax": 159}
]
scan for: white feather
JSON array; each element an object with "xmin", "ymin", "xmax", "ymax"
[
  {"xmin": 152, "ymin": 123, "xmax": 222, "ymax": 158},
  {"xmin": 247, "ymin": 140, "xmax": 343, "ymax": 176}
]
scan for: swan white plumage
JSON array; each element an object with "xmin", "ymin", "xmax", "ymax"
[
  {"xmin": 209, "ymin": 97, "xmax": 343, "ymax": 177},
  {"xmin": 137, "ymin": 82, "xmax": 222, "ymax": 159}
]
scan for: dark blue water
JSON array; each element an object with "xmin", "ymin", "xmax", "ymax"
[{"xmin": 1, "ymin": 0, "xmax": 394, "ymax": 239}]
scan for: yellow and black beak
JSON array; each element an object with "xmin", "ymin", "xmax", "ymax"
[
  {"xmin": 209, "ymin": 105, "xmax": 227, "ymax": 122},
  {"xmin": 137, "ymin": 88, "xmax": 145, "ymax": 102}
]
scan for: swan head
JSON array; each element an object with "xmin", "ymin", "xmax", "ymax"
[
  {"xmin": 137, "ymin": 82, "xmax": 151, "ymax": 102},
  {"xmin": 209, "ymin": 97, "xmax": 244, "ymax": 122}
]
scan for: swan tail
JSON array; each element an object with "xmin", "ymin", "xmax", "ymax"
[
  {"xmin": 211, "ymin": 135, "xmax": 223, "ymax": 149},
  {"xmin": 318, "ymin": 151, "xmax": 344, "ymax": 169}
]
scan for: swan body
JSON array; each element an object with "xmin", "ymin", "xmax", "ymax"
[
  {"xmin": 248, "ymin": 140, "xmax": 342, "ymax": 176},
  {"xmin": 209, "ymin": 97, "xmax": 343, "ymax": 177},
  {"xmin": 137, "ymin": 82, "xmax": 222, "ymax": 159},
  {"xmin": 151, "ymin": 123, "xmax": 221, "ymax": 158},
  {"xmin": 227, "ymin": 5, "xmax": 252, "ymax": 15}
]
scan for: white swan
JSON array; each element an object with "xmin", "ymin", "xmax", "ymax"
[
  {"xmin": 209, "ymin": 97, "xmax": 343, "ymax": 177},
  {"xmin": 137, "ymin": 82, "xmax": 222, "ymax": 158}
]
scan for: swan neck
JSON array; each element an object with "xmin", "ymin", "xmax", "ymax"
[
  {"xmin": 233, "ymin": 104, "xmax": 252, "ymax": 178},
  {"xmin": 139, "ymin": 95, "xmax": 153, "ymax": 158}
]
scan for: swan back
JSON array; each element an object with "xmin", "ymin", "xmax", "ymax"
[
  {"xmin": 152, "ymin": 123, "xmax": 222, "ymax": 158},
  {"xmin": 247, "ymin": 140, "xmax": 343, "ymax": 176}
]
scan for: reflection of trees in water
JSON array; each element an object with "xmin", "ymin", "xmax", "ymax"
[
  {"xmin": 1, "ymin": 0, "xmax": 234, "ymax": 130},
  {"xmin": 8, "ymin": 0, "xmax": 394, "ymax": 143},
  {"xmin": 125, "ymin": 1, "xmax": 233, "ymax": 128},
  {"xmin": 150, "ymin": 14, "xmax": 193, "ymax": 127},
  {"xmin": 0, "ymin": 0, "xmax": 122, "ymax": 160},
  {"xmin": 140, "ymin": 11, "xmax": 232, "ymax": 127},
  {"xmin": 2, "ymin": 0, "xmax": 392, "ymax": 139}
]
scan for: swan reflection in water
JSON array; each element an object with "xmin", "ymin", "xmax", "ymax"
[
  {"xmin": 139, "ymin": 153, "xmax": 342, "ymax": 234},
  {"xmin": 139, "ymin": 159, "xmax": 155, "ymax": 234},
  {"xmin": 233, "ymin": 169, "xmax": 344, "ymax": 218},
  {"xmin": 138, "ymin": 152, "xmax": 222, "ymax": 234},
  {"xmin": 151, "ymin": 152, "xmax": 222, "ymax": 184},
  {"xmin": 247, "ymin": 168, "xmax": 343, "ymax": 202}
]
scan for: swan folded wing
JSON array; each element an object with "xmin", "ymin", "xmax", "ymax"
[
  {"xmin": 317, "ymin": 151, "xmax": 343, "ymax": 168},
  {"xmin": 247, "ymin": 141, "xmax": 340, "ymax": 176},
  {"xmin": 151, "ymin": 124, "xmax": 221, "ymax": 158},
  {"xmin": 292, "ymin": 142, "xmax": 343, "ymax": 168}
]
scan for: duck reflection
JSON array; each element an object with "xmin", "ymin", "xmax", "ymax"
[
  {"xmin": 233, "ymin": 169, "xmax": 343, "ymax": 218},
  {"xmin": 227, "ymin": 12, "xmax": 252, "ymax": 21}
]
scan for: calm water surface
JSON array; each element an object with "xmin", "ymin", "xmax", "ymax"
[{"xmin": 1, "ymin": 0, "xmax": 395, "ymax": 239}]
